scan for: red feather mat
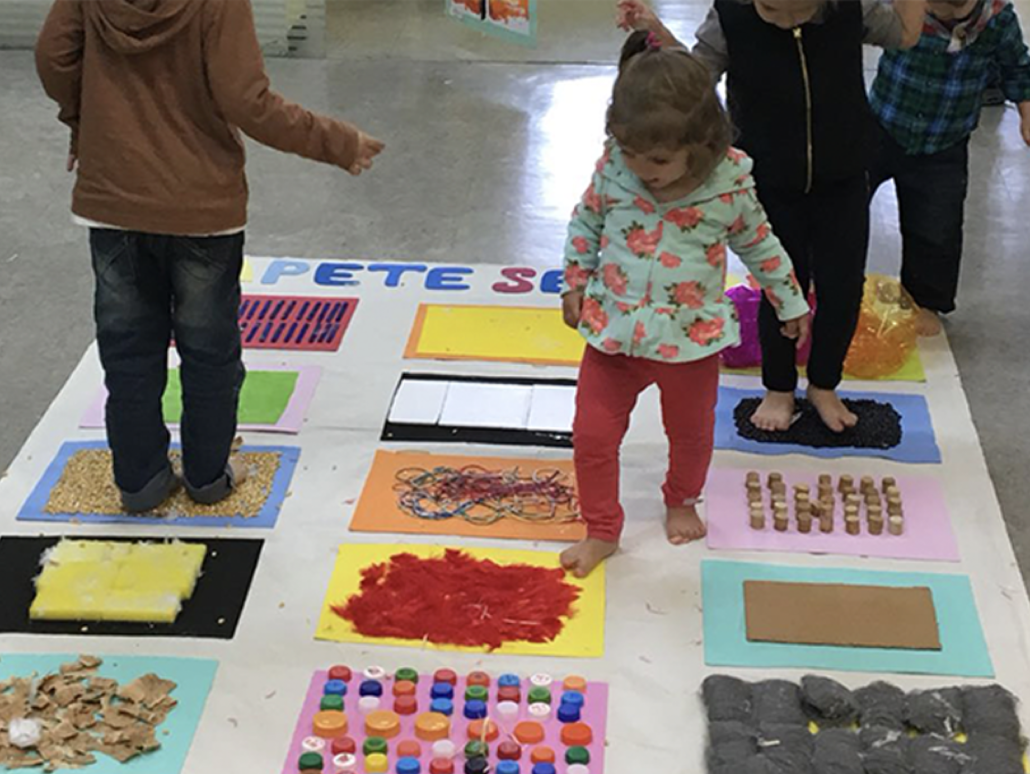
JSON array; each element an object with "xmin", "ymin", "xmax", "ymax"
[{"xmin": 332, "ymin": 549, "xmax": 581, "ymax": 650}]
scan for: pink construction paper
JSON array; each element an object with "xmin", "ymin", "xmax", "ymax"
[
  {"xmin": 80, "ymin": 364, "xmax": 321, "ymax": 435},
  {"xmin": 282, "ymin": 669, "xmax": 609, "ymax": 774},
  {"xmin": 705, "ymin": 468, "xmax": 960, "ymax": 562}
]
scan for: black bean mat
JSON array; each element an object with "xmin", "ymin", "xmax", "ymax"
[{"xmin": 733, "ymin": 398, "xmax": 903, "ymax": 450}]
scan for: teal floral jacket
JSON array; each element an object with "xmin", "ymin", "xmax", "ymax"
[{"xmin": 562, "ymin": 143, "xmax": 809, "ymax": 363}]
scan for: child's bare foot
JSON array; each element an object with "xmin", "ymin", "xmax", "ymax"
[
  {"xmin": 666, "ymin": 504, "xmax": 706, "ymax": 545},
  {"xmin": 561, "ymin": 538, "xmax": 618, "ymax": 578},
  {"xmin": 751, "ymin": 391, "xmax": 796, "ymax": 431},
  {"xmin": 915, "ymin": 307, "xmax": 943, "ymax": 337},
  {"xmin": 807, "ymin": 385, "xmax": 858, "ymax": 433},
  {"xmin": 229, "ymin": 457, "xmax": 249, "ymax": 487}
]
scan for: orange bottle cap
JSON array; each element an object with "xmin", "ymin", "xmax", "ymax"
[{"xmin": 312, "ymin": 710, "xmax": 348, "ymax": 739}]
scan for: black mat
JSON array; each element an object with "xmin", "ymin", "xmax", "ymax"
[
  {"xmin": 733, "ymin": 398, "xmax": 903, "ymax": 449},
  {"xmin": 0, "ymin": 536, "xmax": 262, "ymax": 639},
  {"xmin": 382, "ymin": 373, "xmax": 574, "ymax": 449}
]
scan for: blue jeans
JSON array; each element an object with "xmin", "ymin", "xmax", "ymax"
[
  {"xmin": 90, "ymin": 229, "xmax": 245, "ymax": 510},
  {"xmin": 869, "ymin": 129, "xmax": 969, "ymax": 314}
]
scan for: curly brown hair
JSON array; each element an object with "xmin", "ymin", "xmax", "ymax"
[{"xmin": 607, "ymin": 31, "xmax": 734, "ymax": 183}]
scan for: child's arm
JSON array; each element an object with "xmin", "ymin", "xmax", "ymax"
[
  {"xmin": 994, "ymin": 4, "xmax": 1030, "ymax": 146},
  {"xmin": 35, "ymin": 0, "xmax": 85, "ymax": 162},
  {"xmin": 727, "ymin": 187, "xmax": 810, "ymax": 326},
  {"xmin": 204, "ymin": 0, "xmax": 382, "ymax": 174},
  {"xmin": 862, "ymin": 0, "xmax": 927, "ymax": 50},
  {"xmin": 616, "ymin": 0, "xmax": 727, "ymax": 79},
  {"xmin": 561, "ymin": 160, "xmax": 611, "ymax": 326}
]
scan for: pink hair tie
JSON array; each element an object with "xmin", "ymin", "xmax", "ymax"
[{"xmin": 646, "ymin": 31, "xmax": 662, "ymax": 50}]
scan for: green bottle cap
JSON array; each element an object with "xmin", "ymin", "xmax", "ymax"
[
  {"xmin": 465, "ymin": 685, "xmax": 489, "ymax": 702},
  {"xmin": 298, "ymin": 751, "xmax": 324, "ymax": 771},
  {"xmin": 363, "ymin": 737, "xmax": 389, "ymax": 756},
  {"xmin": 320, "ymin": 694, "xmax": 344, "ymax": 712},
  {"xmin": 395, "ymin": 667, "xmax": 419, "ymax": 684},
  {"xmin": 465, "ymin": 740, "xmax": 490, "ymax": 758},
  {"xmin": 566, "ymin": 746, "xmax": 591, "ymax": 765},
  {"xmin": 528, "ymin": 686, "xmax": 552, "ymax": 705}
]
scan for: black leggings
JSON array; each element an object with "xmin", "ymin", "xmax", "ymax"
[{"xmin": 757, "ymin": 175, "xmax": 870, "ymax": 392}]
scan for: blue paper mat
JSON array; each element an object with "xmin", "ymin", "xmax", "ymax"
[
  {"xmin": 0, "ymin": 653, "xmax": 216, "ymax": 774},
  {"xmin": 702, "ymin": 560, "xmax": 993, "ymax": 677},
  {"xmin": 17, "ymin": 440, "xmax": 300, "ymax": 528},
  {"xmin": 715, "ymin": 386, "xmax": 942, "ymax": 463}
]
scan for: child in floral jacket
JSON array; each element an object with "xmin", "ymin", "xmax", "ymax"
[{"xmin": 560, "ymin": 33, "xmax": 809, "ymax": 577}]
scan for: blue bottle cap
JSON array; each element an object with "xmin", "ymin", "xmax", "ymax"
[
  {"xmin": 560, "ymin": 691, "xmax": 585, "ymax": 709},
  {"xmin": 430, "ymin": 697, "xmax": 454, "ymax": 716},
  {"xmin": 531, "ymin": 765, "xmax": 556, "ymax": 774},
  {"xmin": 397, "ymin": 757, "xmax": 421, "ymax": 774},
  {"xmin": 557, "ymin": 703, "xmax": 581, "ymax": 723},
  {"xmin": 360, "ymin": 679, "xmax": 384, "ymax": 697},
  {"xmin": 463, "ymin": 699, "xmax": 488, "ymax": 720},
  {"xmin": 498, "ymin": 673, "xmax": 521, "ymax": 688},
  {"xmin": 431, "ymin": 682, "xmax": 455, "ymax": 700},
  {"xmin": 496, "ymin": 762, "xmax": 520, "ymax": 774},
  {"xmin": 323, "ymin": 679, "xmax": 347, "ymax": 696}
]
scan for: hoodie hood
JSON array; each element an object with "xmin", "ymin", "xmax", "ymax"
[
  {"xmin": 84, "ymin": 0, "xmax": 203, "ymax": 54},
  {"xmin": 601, "ymin": 141, "xmax": 756, "ymax": 205}
]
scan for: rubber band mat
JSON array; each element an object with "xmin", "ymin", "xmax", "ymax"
[
  {"xmin": 315, "ymin": 543, "xmax": 606, "ymax": 658},
  {"xmin": 349, "ymin": 450, "xmax": 585, "ymax": 542}
]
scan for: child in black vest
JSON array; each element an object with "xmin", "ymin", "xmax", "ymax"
[{"xmin": 618, "ymin": 0, "xmax": 925, "ymax": 432}]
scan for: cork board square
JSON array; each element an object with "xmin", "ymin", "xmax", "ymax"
[{"xmin": 744, "ymin": 581, "xmax": 942, "ymax": 650}]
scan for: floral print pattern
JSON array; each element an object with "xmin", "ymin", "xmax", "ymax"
[{"xmin": 562, "ymin": 143, "xmax": 809, "ymax": 363}]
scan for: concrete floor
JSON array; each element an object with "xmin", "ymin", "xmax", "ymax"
[{"xmin": 2, "ymin": 0, "xmax": 1029, "ymax": 580}]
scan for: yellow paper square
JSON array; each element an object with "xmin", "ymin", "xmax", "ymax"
[
  {"xmin": 315, "ymin": 543, "xmax": 606, "ymax": 658},
  {"xmin": 406, "ymin": 304, "xmax": 585, "ymax": 366}
]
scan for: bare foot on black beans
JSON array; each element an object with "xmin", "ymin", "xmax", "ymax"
[
  {"xmin": 807, "ymin": 385, "xmax": 858, "ymax": 433},
  {"xmin": 751, "ymin": 391, "xmax": 795, "ymax": 431},
  {"xmin": 560, "ymin": 538, "xmax": 618, "ymax": 578}
]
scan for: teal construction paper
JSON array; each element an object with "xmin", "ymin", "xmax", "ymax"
[
  {"xmin": 702, "ymin": 560, "xmax": 993, "ymax": 677},
  {"xmin": 0, "ymin": 654, "xmax": 217, "ymax": 773}
]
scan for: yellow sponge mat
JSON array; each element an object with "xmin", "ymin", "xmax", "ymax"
[{"xmin": 30, "ymin": 540, "xmax": 207, "ymax": 623}]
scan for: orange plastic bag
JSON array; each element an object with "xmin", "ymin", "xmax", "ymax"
[{"xmin": 843, "ymin": 275, "xmax": 917, "ymax": 379}]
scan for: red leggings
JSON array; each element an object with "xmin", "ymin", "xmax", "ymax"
[{"xmin": 573, "ymin": 347, "xmax": 720, "ymax": 542}]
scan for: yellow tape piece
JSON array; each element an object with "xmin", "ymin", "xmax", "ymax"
[
  {"xmin": 30, "ymin": 540, "xmax": 206, "ymax": 623},
  {"xmin": 315, "ymin": 543, "xmax": 606, "ymax": 657},
  {"xmin": 406, "ymin": 304, "xmax": 585, "ymax": 367},
  {"xmin": 240, "ymin": 258, "xmax": 254, "ymax": 283}
]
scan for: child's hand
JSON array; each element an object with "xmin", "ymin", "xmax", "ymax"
[
  {"xmin": 67, "ymin": 154, "xmax": 76, "ymax": 173},
  {"xmin": 1020, "ymin": 103, "xmax": 1030, "ymax": 147},
  {"xmin": 617, "ymin": 0, "xmax": 659, "ymax": 32},
  {"xmin": 562, "ymin": 290, "xmax": 584, "ymax": 329},
  {"xmin": 780, "ymin": 314, "xmax": 810, "ymax": 349},
  {"xmin": 348, "ymin": 132, "xmax": 385, "ymax": 176}
]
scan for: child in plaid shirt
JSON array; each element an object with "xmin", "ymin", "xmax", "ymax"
[{"xmin": 870, "ymin": 0, "xmax": 1030, "ymax": 335}]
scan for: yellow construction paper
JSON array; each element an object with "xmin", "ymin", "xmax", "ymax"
[
  {"xmin": 405, "ymin": 304, "xmax": 585, "ymax": 366},
  {"xmin": 30, "ymin": 540, "xmax": 207, "ymax": 623},
  {"xmin": 241, "ymin": 258, "xmax": 254, "ymax": 283},
  {"xmin": 315, "ymin": 543, "xmax": 606, "ymax": 658}
]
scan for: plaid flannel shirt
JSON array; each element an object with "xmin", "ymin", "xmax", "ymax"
[{"xmin": 870, "ymin": 1, "xmax": 1030, "ymax": 155}]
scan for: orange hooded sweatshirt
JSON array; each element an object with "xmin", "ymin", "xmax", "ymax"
[{"xmin": 36, "ymin": 0, "xmax": 362, "ymax": 235}]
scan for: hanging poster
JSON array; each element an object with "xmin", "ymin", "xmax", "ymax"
[{"xmin": 446, "ymin": 0, "xmax": 537, "ymax": 46}]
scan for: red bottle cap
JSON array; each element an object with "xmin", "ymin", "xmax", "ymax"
[
  {"xmin": 497, "ymin": 686, "xmax": 521, "ymax": 703},
  {"xmin": 395, "ymin": 695, "xmax": 419, "ymax": 716},
  {"xmin": 466, "ymin": 671, "xmax": 491, "ymax": 688},
  {"xmin": 430, "ymin": 759, "xmax": 455, "ymax": 774},
  {"xmin": 331, "ymin": 737, "xmax": 356, "ymax": 755},
  {"xmin": 397, "ymin": 740, "xmax": 422, "ymax": 758},
  {"xmin": 328, "ymin": 666, "xmax": 352, "ymax": 683},
  {"xmin": 497, "ymin": 741, "xmax": 522, "ymax": 760},
  {"xmin": 434, "ymin": 669, "xmax": 458, "ymax": 686}
]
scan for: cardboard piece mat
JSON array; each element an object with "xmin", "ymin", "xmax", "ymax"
[
  {"xmin": 81, "ymin": 364, "xmax": 322, "ymax": 434},
  {"xmin": 743, "ymin": 580, "xmax": 942, "ymax": 650},
  {"xmin": 17, "ymin": 440, "xmax": 300, "ymax": 528},
  {"xmin": 702, "ymin": 560, "xmax": 993, "ymax": 677},
  {"xmin": 349, "ymin": 449, "xmax": 585, "ymax": 542},
  {"xmin": 715, "ymin": 386, "xmax": 942, "ymax": 463},
  {"xmin": 405, "ymin": 303, "xmax": 585, "ymax": 366},
  {"xmin": 0, "ymin": 653, "xmax": 216, "ymax": 774},
  {"xmin": 283, "ymin": 668, "xmax": 608, "ymax": 774},
  {"xmin": 315, "ymin": 543, "xmax": 606, "ymax": 657},
  {"xmin": 704, "ymin": 468, "xmax": 959, "ymax": 562},
  {"xmin": 0, "ymin": 536, "xmax": 263, "ymax": 638}
]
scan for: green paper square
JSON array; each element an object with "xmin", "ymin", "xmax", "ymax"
[{"xmin": 162, "ymin": 370, "xmax": 299, "ymax": 426}]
